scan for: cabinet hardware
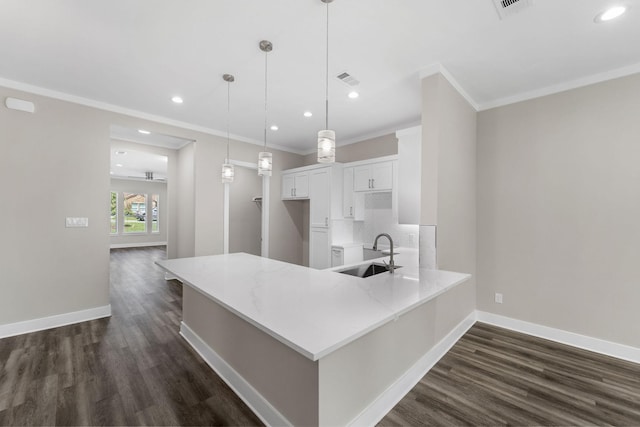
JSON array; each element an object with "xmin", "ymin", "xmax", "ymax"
[
  {"xmin": 350, "ymin": 206, "xmax": 353, "ymax": 216},
  {"xmin": 291, "ymin": 188, "xmax": 293, "ymax": 197},
  {"xmin": 294, "ymin": 188, "xmax": 296, "ymax": 197},
  {"xmin": 325, "ymin": 217, "xmax": 328, "ymax": 226},
  {"xmin": 372, "ymin": 178, "xmax": 375, "ymax": 188}
]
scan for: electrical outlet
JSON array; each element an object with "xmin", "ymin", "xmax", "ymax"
[{"xmin": 495, "ymin": 293, "xmax": 503, "ymax": 304}]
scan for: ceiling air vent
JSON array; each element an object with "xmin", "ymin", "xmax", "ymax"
[
  {"xmin": 493, "ymin": 0, "xmax": 533, "ymax": 20},
  {"xmin": 336, "ymin": 72, "xmax": 360, "ymax": 87}
]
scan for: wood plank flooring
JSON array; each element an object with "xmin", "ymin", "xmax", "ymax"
[
  {"xmin": 2, "ymin": 246, "xmax": 639, "ymax": 426},
  {"xmin": 379, "ymin": 322, "xmax": 640, "ymax": 426},
  {"xmin": 0, "ymin": 246, "xmax": 263, "ymax": 426}
]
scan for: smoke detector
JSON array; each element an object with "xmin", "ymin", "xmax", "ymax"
[{"xmin": 493, "ymin": 0, "xmax": 533, "ymax": 20}]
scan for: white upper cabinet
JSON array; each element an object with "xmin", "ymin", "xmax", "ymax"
[
  {"xmin": 343, "ymin": 167, "xmax": 354, "ymax": 218},
  {"xmin": 281, "ymin": 171, "xmax": 309, "ymax": 199},
  {"xmin": 353, "ymin": 161, "xmax": 393, "ymax": 192},
  {"xmin": 310, "ymin": 168, "xmax": 330, "ymax": 227}
]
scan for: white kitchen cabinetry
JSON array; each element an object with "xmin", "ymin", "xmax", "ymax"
[
  {"xmin": 331, "ymin": 243, "xmax": 364, "ymax": 267},
  {"xmin": 281, "ymin": 171, "xmax": 309, "ymax": 200},
  {"xmin": 353, "ymin": 161, "xmax": 393, "ymax": 192},
  {"xmin": 310, "ymin": 168, "xmax": 330, "ymax": 227},
  {"xmin": 342, "ymin": 167, "xmax": 354, "ymax": 218},
  {"xmin": 310, "ymin": 228, "xmax": 330, "ymax": 269}
]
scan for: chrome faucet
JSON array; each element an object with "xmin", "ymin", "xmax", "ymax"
[{"xmin": 373, "ymin": 233, "xmax": 395, "ymax": 273}]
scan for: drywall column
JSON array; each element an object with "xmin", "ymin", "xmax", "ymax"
[
  {"xmin": 176, "ymin": 142, "xmax": 196, "ymax": 258},
  {"xmin": 420, "ymin": 72, "xmax": 477, "ymax": 313}
]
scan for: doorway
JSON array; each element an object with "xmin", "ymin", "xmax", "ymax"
[{"xmin": 223, "ymin": 160, "xmax": 270, "ymax": 257}]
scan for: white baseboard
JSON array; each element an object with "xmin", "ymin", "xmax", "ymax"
[
  {"xmin": 476, "ymin": 311, "xmax": 640, "ymax": 364},
  {"xmin": 110, "ymin": 241, "xmax": 167, "ymax": 249},
  {"xmin": 0, "ymin": 305, "xmax": 112, "ymax": 339},
  {"xmin": 180, "ymin": 322, "xmax": 291, "ymax": 427},
  {"xmin": 348, "ymin": 311, "xmax": 477, "ymax": 427}
]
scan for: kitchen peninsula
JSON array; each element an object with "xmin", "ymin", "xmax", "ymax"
[{"xmin": 157, "ymin": 251, "xmax": 472, "ymax": 426}]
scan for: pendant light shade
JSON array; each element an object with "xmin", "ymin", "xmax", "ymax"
[
  {"xmin": 317, "ymin": 129, "xmax": 335, "ymax": 163},
  {"xmin": 258, "ymin": 40, "xmax": 273, "ymax": 177},
  {"xmin": 317, "ymin": 0, "xmax": 336, "ymax": 163},
  {"xmin": 221, "ymin": 73, "xmax": 235, "ymax": 183}
]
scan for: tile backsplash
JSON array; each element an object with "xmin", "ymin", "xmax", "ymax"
[{"xmin": 358, "ymin": 192, "xmax": 419, "ymax": 249}]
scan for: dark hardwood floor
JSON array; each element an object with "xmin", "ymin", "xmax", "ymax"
[
  {"xmin": 2, "ymin": 246, "xmax": 639, "ymax": 426},
  {"xmin": 0, "ymin": 246, "xmax": 263, "ymax": 426},
  {"xmin": 379, "ymin": 322, "xmax": 640, "ymax": 426}
]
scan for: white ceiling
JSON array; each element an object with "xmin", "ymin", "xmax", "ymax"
[
  {"xmin": 110, "ymin": 147, "xmax": 168, "ymax": 181},
  {"xmin": 1, "ymin": 1, "xmax": 639, "ymax": 154}
]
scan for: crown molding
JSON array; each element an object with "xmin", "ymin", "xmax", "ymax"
[
  {"xmin": 478, "ymin": 61, "xmax": 640, "ymax": 111},
  {"xmin": 0, "ymin": 77, "xmax": 307, "ymax": 155},
  {"xmin": 419, "ymin": 64, "xmax": 480, "ymax": 111}
]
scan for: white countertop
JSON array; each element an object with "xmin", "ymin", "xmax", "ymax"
[{"xmin": 156, "ymin": 250, "xmax": 470, "ymax": 361}]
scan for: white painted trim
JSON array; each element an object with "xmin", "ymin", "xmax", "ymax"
[
  {"xmin": 476, "ymin": 311, "xmax": 640, "ymax": 365},
  {"xmin": 180, "ymin": 322, "xmax": 291, "ymax": 427},
  {"xmin": 0, "ymin": 305, "xmax": 112, "ymax": 339},
  {"xmin": 230, "ymin": 159, "xmax": 258, "ymax": 170},
  {"xmin": 420, "ymin": 63, "xmax": 480, "ymax": 111},
  {"xmin": 223, "ymin": 182, "xmax": 230, "ymax": 254},
  {"xmin": 110, "ymin": 241, "xmax": 167, "ymax": 249},
  {"xmin": 261, "ymin": 176, "xmax": 270, "ymax": 258},
  {"xmin": 478, "ymin": 61, "xmax": 640, "ymax": 111},
  {"xmin": 348, "ymin": 311, "xmax": 477, "ymax": 427},
  {"xmin": 0, "ymin": 77, "xmax": 306, "ymax": 155}
]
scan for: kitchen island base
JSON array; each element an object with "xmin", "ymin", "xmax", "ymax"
[{"xmin": 181, "ymin": 282, "xmax": 475, "ymax": 426}]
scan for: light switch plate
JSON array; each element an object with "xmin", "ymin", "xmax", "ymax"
[{"xmin": 66, "ymin": 217, "xmax": 89, "ymax": 228}]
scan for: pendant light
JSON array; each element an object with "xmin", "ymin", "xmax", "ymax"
[
  {"xmin": 258, "ymin": 40, "xmax": 273, "ymax": 176},
  {"xmin": 221, "ymin": 74, "xmax": 235, "ymax": 183},
  {"xmin": 317, "ymin": 0, "xmax": 335, "ymax": 163}
]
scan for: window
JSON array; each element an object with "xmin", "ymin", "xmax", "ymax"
[
  {"xmin": 123, "ymin": 193, "xmax": 147, "ymax": 233},
  {"xmin": 152, "ymin": 194, "xmax": 159, "ymax": 233},
  {"xmin": 110, "ymin": 191, "xmax": 117, "ymax": 234}
]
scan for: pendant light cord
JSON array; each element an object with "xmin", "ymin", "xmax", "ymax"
[
  {"xmin": 226, "ymin": 81, "xmax": 230, "ymax": 162},
  {"xmin": 325, "ymin": 0, "xmax": 329, "ymax": 130},
  {"xmin": 264, "ymin": 50, "xmax": 268, "ymax": 151}
]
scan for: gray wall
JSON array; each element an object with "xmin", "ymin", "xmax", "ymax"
[
  {"xmin": 0, "ymin": 87, "xmax": 111, "ymax": 325},
  {"xmin": 192, "ymin": 134, "xmax": 306, "ymax": 264},
  {"xmin": 302, "ymin": 133, "xmax": 398, "ymax": 166},
  {"xmin": 477, "ymin": 73, "xmax": 640, "ymax": 348},
  {"xmin": 0, "ymin": 83, "xmax": 306, "ymax": 329},
  {"xmin": 421, "ymin": 73, "xmax": 477, "ymax": 315},
  {"xmin": 229, "ymin": 166, "xmax": 262, "ymax": 256}
]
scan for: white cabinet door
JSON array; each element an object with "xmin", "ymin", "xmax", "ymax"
[
  {"xmin": 331, "ymin": 246, "xmax": 344, "ymax": 267},
  {"xmin": 310, "ymin": 168, "xmax": 330, "ymax": 228},
  {"xmin": 294, "ymin": 173, "xmax": 309, "ymax": 198},
  {"xmin": 282, "ymin": 174, "xmax": 295, "ymax": 199},
  {"xmin": 353, "ymin": 166, "xmax": 372, "ymax": 191},
  {"xmin": 353, "ymin": 161, "xmax": 393, "ymax": 192},
  {"xmin": 310, "ymin": 227, "xmax": 330, "ymax": 269},
  {"xmin": 281, "ymin": 172, "xmax": 309, "ymax": 199},
  {"xmin": 343, "ymin": 167, "xmax": 354, "ymax": 218},
  {"xmin": 371, "ymin": 161, "xmax": 393, "ymax": 191}
]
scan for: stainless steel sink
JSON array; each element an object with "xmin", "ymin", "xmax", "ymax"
[{"xmin": 338, "ymin": 262, "xmax": 402, "ymax": 278}]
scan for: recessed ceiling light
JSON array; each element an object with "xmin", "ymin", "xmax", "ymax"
[
  {"xmin": 348, "ymin": 91, "xmax": 359, "ymax": 99},
  {"xmin": 116, "ymin": 163, "xmax": 123, "ymax": 167},
  {"xmin": 115, "ymin": 151, "xmax": 127, "ymax": 155},
  {"xmin": 110, "ymin": 171, "xmax": 114, "ymax": 175},
  {"xmin": 171, "ymin": 96, "xmax": 184, "ymax": 104},
  {"xmin": 594, "ymin": 6, "xmax": 627, "ymax": 22},
  {"xmin": 270, "ymin": 125, "xmax": 279, "ymax": 131},
  {"xmin": 304, "ymin": 111, "xmax": 313, "ymax": 117},
  {"xmin": 138, "ymin": 129, "xmax": 150, "ymax": 135}
]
